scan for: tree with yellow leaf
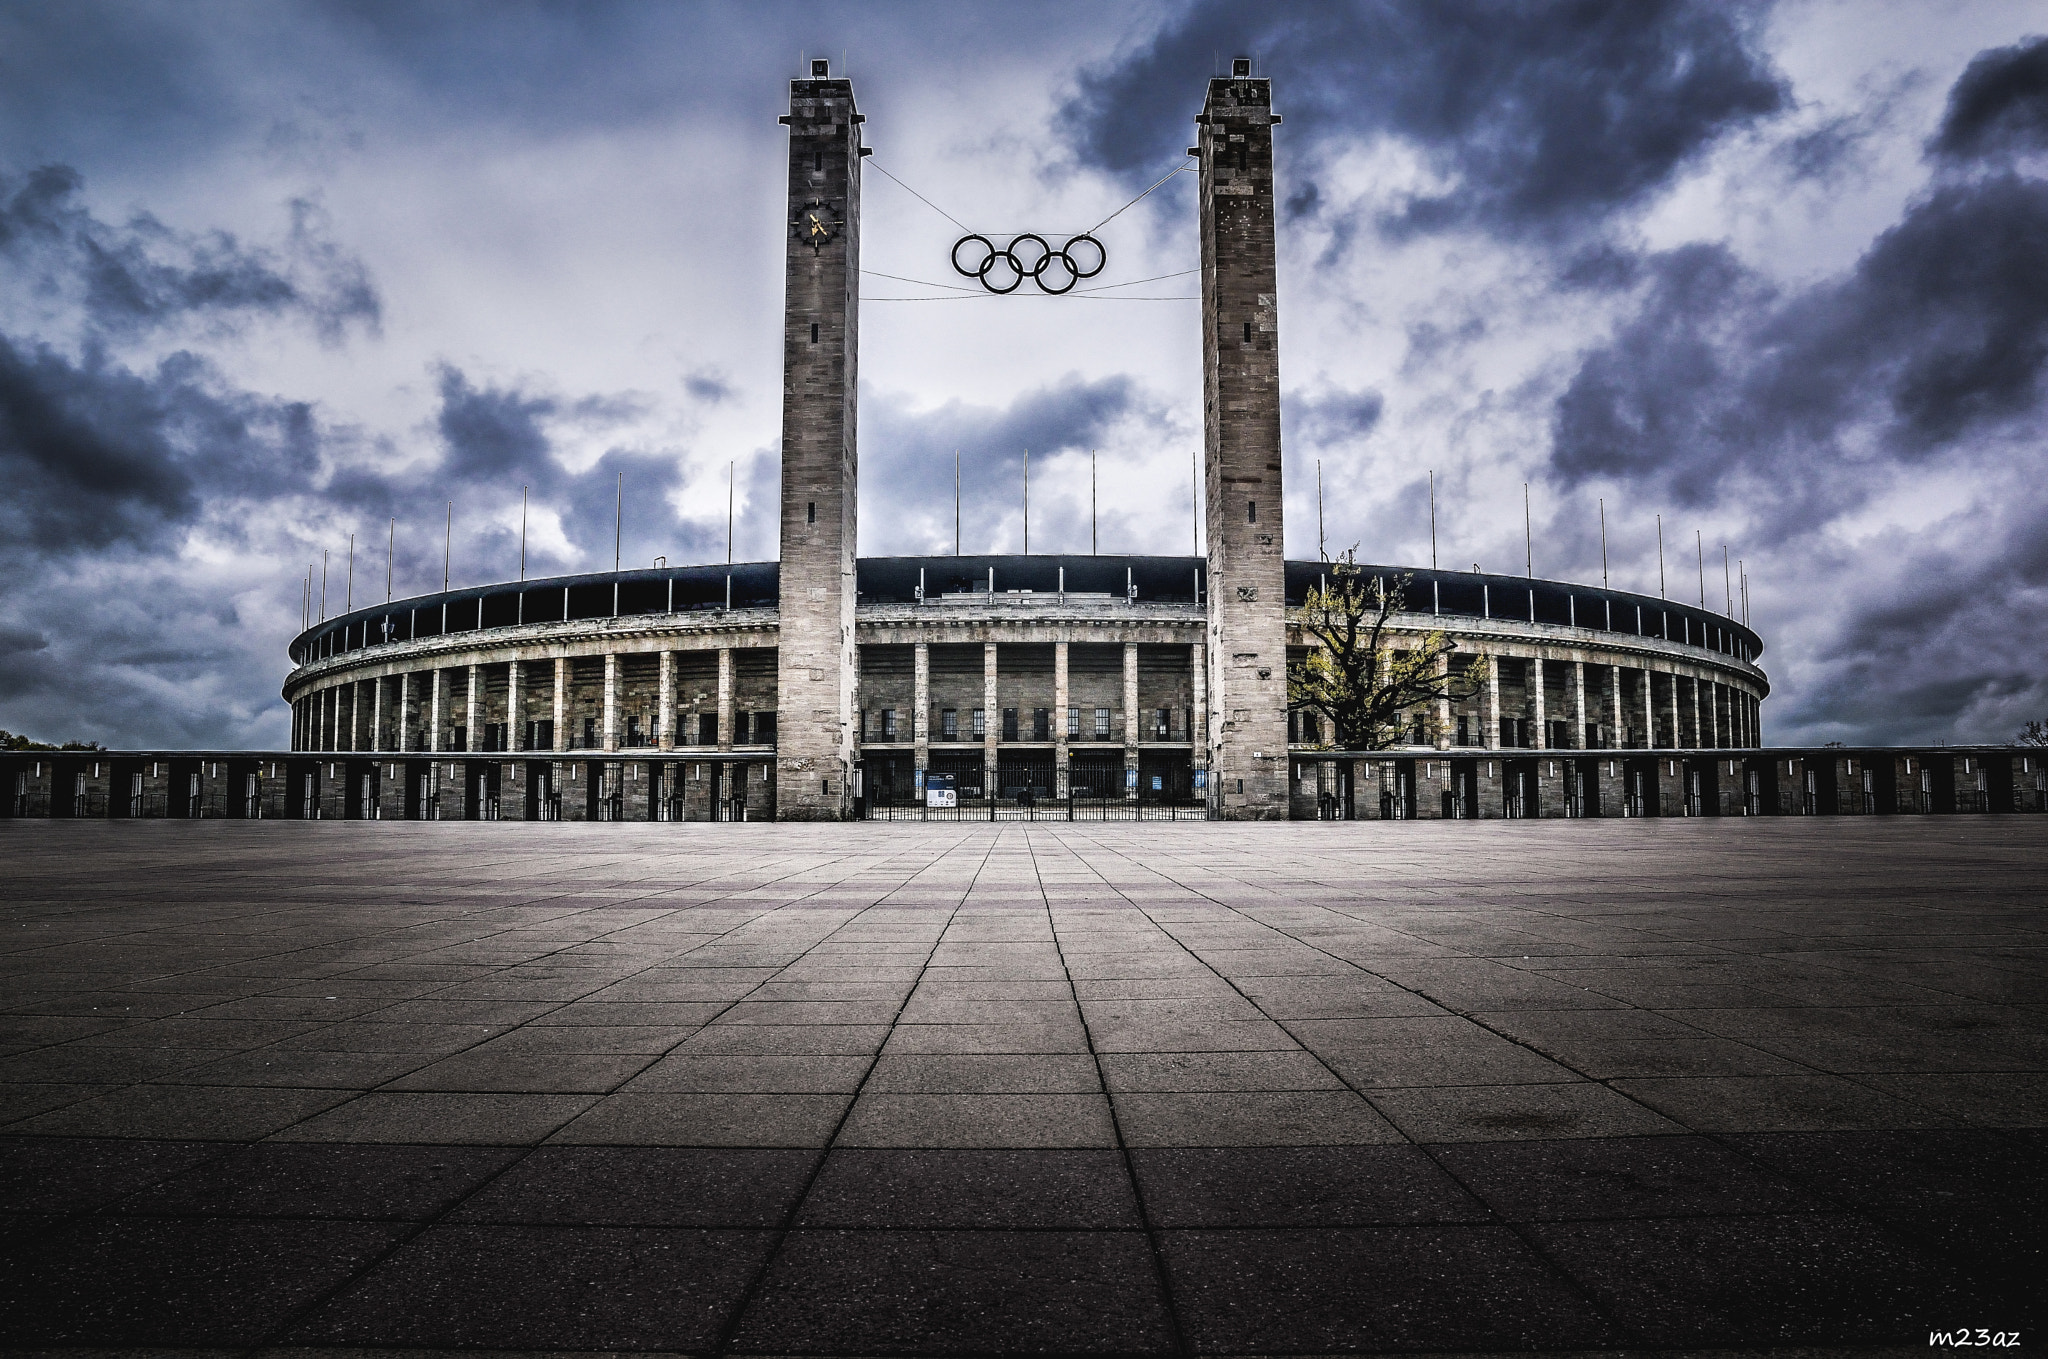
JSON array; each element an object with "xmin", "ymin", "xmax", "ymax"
[{"xmin": 1288, "ymin": 552, "xmax": 1483, "ymax": 750}]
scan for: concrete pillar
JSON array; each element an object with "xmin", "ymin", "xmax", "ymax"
[
  {"xmin": 602, "ymin": 653, "xmax": 619, "ymax": 752},
  {"xmin": 1667, "ymin": 671, "xmax": 1682, "ymax": 751},
  {"xmin": 1607, "ymin": 665, "xmax": 1622, "ymax": 750},
  {"xmin": 982, "ymin": 641, "xmax": 999, "ymax": 793},
  {"xmin": 1640, "ymin": 668, "xmax": 1655, "ymax": 749},
  {"xmin": 428, "ymin": 670, "xmax": 443, "ymax": 753},
  {"xmin": 1689, "ymin": 674, "xmax": 1701, "ymax": 750},
  {"xmin": 398, "ymin": 673, "xmax": 412, "ymax": 752},
  {"xmin": 1123, "ymin": 642, "xmax": 1140, "ymax": 799},
  {"xmin": 347, "ymin": 682, "xmax": 360, "ymax": 752},
  {"xmin": 1190, "ymin": 641, "xmax": 1209, "ymax": 779},
  {"xmin": 371, "ymin": 677, "xmax": 384, "ymax": 753},
  {"xmin": 1705, "ymin": 679, "xmax": 1718, "ymax": 749},
  {"xmin": 465, "ymin": 664, "xmax": 480, "ymax": 753},
  {"xmin": 1530, "ymin": 656, "xmax": 1547, "ymax": 749},
  {"xmin": 914, "ymin": 642, "xmax": 931, "ymax": 778},
  {"xmin": 658, "ymin": 651, "xmax": 675, "ymax": 751},
  {"xmin": 717, "ymin": 648, "xmax": 734, "ymax": 752},
  {"xmin": 1199, "ymin": 61, "xmax": 1288, "ymax": 819},
  {"xmin": 552, "ymin": 657, "xmax": 568, "ymax": 752},
  {"xmin": 772, "ymin": 63, "xmax": 863, "ymax": 820},
  {"xmin": 1571, "ymin": 661, "xmax": 1587, "ymax": 750},
  {"xmin": 506, "ymin": 661, "xmax": 523, "ymax": 752},
  {"xmin": 1052, "ymin": 641, "xmax": 1069, "ymax": 795},
  {"xmin": 1490, "ymin": 654, "xmax": 1507, "ymax": 749}
]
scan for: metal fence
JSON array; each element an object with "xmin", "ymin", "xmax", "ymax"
[{"xmin": 865, "ymin": 794, "xmax": 1208, "ymax": 822}]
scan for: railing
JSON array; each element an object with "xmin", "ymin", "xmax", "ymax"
[{"xmin": 864, "ymin": 792, "xmax": 1208, "ymax": 821}]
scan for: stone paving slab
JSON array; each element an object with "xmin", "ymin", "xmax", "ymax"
[{"xmin": 0, "ymin": 816, "xmax": 2042, "ymax": 1355}]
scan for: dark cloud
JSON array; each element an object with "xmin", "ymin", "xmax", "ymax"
[
  {"xmin": 0, "ymin": 164, "xmax": 380, "ymax": 342},
  {"xmin": 1546, "ymin": 42, "xmax": 2048, "ymax": 744},
  {"xmin": 1929, "ymin": 35, "xmax": 2048, "ymax": 162},
  {"xmin": 1282, "ymin": 383, "xmax": 1383, "ymax": 448},
  {"xmin": 1064, "ymin": 0, "xmax": 1786, "ymax": 237},
  {"xmin": 0, "ymin": 334, "xmax": 320, "ymax": 554},
  {"xmin": 1552, "ymin": 174, "xmax": 2048, "ymax": 517}
]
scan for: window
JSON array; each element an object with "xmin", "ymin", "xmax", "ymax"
[
  {"xmin": 1247, "ymin": 500, "xmax": 1257, "ymax": 523},
  {"xmin": 735, "ymin": 711, "xmax": 752, "ymax": 744},
  {"xmin": 1033, "ymin": 708, "xmax": 1050, "ymax": 741},
  {"xmin": 1001, "ymin": 708, "xmax": 1018, "ymax": 741},
  {"xmin": 881, "ymin": 708, "xmax": 897, "ymax": 741},
  {"xmin": 971, "ymin": 708, "xmax": 986, "ymax": 739},
  {"xmin": 1243, "ymin": 320, "xmax": 1253, "ymax": 343},
  {"xmin": 1304, "ymin": 712, "xmax": 1321, "ymax": 743},
  {"xmin": 624, "ymin": 716, "xmax": 643, "ymax": 747},
  {"xmin": 807, "ymin": 501, "xmax": 816, "ymax": 524},
  {"xmin": 1155, "ymin": 708, "xmax": 1170, "ymax": 740},
  {"xmin": 810, "ymin": 322, "xmax": 819, "ymax": 343},
  {"xmin": 1094, "ymin": 707, "xmax": 1111, "ymax": 739},
  {"xmin": 754, "ymin": 711, "xmax": 775, "ymax": 742},
  {"xmin": 699, "ymin": 713, "xmax": 717, "ymax": 745},
  {"xmin": 1456, "ymin": 715, "xmax": 1471, "ymax": 747},
  {"xmin": 942, "ymin": 708, "xmax": 958, "ymax": 740},
  {"xmin": 582, "ymin": 718, "xmax": 596, "ymax": 749},
  {"xmin": 1066, "ymin": 706, "xmax": 1079, "ymax": 737}
]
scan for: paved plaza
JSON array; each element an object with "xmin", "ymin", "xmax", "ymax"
[{"xmin": 1, "ymin": 817, "xmax": 2042, "ymax": 1355}]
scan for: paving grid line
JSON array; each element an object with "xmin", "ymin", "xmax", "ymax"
[
  {"xmin": 705, "ymin": 827, "xmax": 991, "ymax": 1355},
  {"xmin": 0, "ymin": 818, "xmax": 2038, "ymax": 1351},
  {"xmin": 1028, "ymin": 826, "xmax": 1194, "ymax": 1358},
  {"xmin": 1017, "ymin": 821, "xmax": 1637, "ymax": 1345},
  {"xmin": 2, "ymin": 830, "xmax": 935, "ymax": 1130},
  {"xmin": 0, "ymin": 825, "xmax": 996, "ymax": 1349},
  {"xmin": 1002, "ymin": 819, "xmax": 2018, "ymax": 1345}
]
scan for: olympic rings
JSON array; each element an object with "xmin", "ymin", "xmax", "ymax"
[{"xmin": 951, "ymin": 233, "xmax": 1107, "ymax": 294}]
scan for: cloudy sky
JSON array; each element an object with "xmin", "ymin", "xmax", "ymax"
[{"xmin": 2, "ymin": 0, "xmax": 2044, "ymax": 749}]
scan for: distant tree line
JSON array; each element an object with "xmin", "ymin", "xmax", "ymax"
[{"xmin": 0, "ymin": 730, "xmax": 106, "ymax": 752}]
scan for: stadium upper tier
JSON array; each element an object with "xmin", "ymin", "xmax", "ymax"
[{"xmin": 288, "ymin": 555, "xmax": 1761, "ymax": 668}]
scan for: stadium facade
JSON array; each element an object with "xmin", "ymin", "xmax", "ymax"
[{"xmin": 6, "ymin": 62, "xmax": 2043, "ymax": 823}]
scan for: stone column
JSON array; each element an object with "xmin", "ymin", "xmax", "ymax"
[
  {"xmin": 1571, "ymin": 660, "xmax": 1587, "ymax": 750},
  {"xmin": 553, "ymin": 657, "xmax": 569, "ymax": 752},
  {"xmin": 1705, "ymin": 679, "xmax": 1718, "ymax": 749},
  {"xmin": 603, "ymin": 652, "xmax": 619, "ymax": 752},
  {"xmin": 1190, "ymin": 641, "xmax": 1209, "ymax": 781},
  {"xmin": 398, "ymin": 673, "xmax": 412, "ymax": 752},
  {"xmin": 507, "ymin": 661, "xmax": 523, "ymax": 752},
  {"xmin": 1485, "ymin": 656, "xmax": 1501, "ymax": 750},
  {"xmin": 658, "ymin": 651, "xmax": 675, "ymax": 751},
  {"xmin": 1605, "ymin": 665, "xmax": 1620, "ymax": 749},
  {"xmin": 772, "ymin": 62, "xmax": 864, "ymax": 820},
  {"xmin": 718, "ymin": 648, "xmax": 735, "ymax": 752},
  {"xmin": 1667, "ymin": 672, "xmax": 1682, "ymax": 750},
  {"xmin": 1435, "ymin": 652, "xmax": 1452, "ymax": 751},
  {"xmin": 1122, "ymin": 642, "xmax": 1140, "ymax": 799},
  {"xmin": 1530, "ymin": 656, "xmax": 1547, "ymax": 749},
  {"xmin": 914, "ymin": 642, "xmax": 931, "ymax": 780},
  {"xmin": 1199, "ymin": 60, "xmax": 1289, "ymax": 819},
  {"xmin": 983, "ymin": 641, "xmax": 999, "ymax": 794},
  {"xmin": 428, "ymin": 670, "xmax": 443, "ymax": 753},
  {"xmin": 371, "ymin": 677, "xmax": 384, "ymax": 753},
  {"xmin": 464, "ymin": 664, "xmax": 480, "ymax": 753},
  {"xmin": 1640, "ymin": 668, "xmax": 1656, "ymax": 749},
  {"xmin": 348, "ymin": 682, "xmax": 360, "ymax": 752},
  {"xmin": 1052, "ymin": 641, "xmax": 1069, "ymax": 796}
]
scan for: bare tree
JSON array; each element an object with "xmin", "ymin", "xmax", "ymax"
[
  {"xmin": 2016, "ymin": 719, "xmax": 2048, "ymax": 748},
  {"xmin": 1288, "ymin": 552, "xmax": 1483, "ymax": 750}
]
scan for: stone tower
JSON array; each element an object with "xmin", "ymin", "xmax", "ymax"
[
  {"xmin": 1199, "ymin": 59, "xmax": 1289, "ymax": 819},
  {"xmin": 775, "ymin": 60, "xmax": 865, "ymax": 820}
]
